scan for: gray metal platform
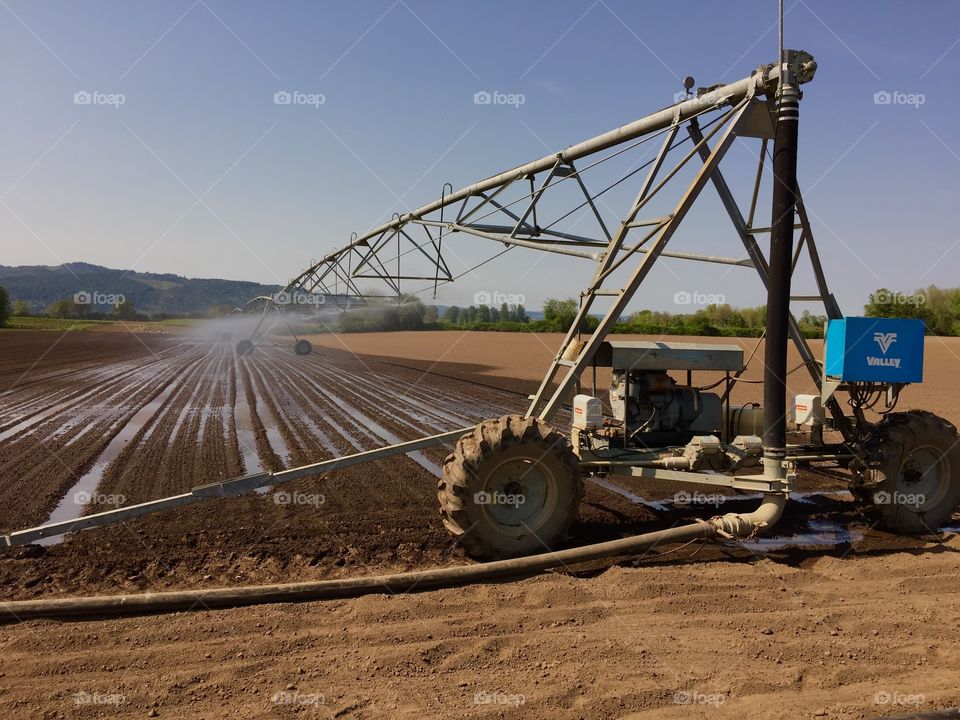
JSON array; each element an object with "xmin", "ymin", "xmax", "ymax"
[{"xmin": 593, "ymin": 340, "xmax": 744, "ymax": 372}]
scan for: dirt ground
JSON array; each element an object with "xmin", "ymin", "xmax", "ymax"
[
  {"xmin": 0, "ymin": 325, "xmax": 958, "ymax": 719},
  {"xmin": 309, "ymin": 330, "xmax": 960, "ymax": 428}
]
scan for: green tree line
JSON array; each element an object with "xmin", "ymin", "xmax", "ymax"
[
  {"xmin": 608, "ymin": 305, "xmax": 825, "ymax": 338},
  {"xmin": 442, "ymin": 302, "xmax": 529, "ymax": 325},
  {"xmin": 5, "ymin": 284, "xmax": 960, "ymax": 337},
  {"xmin": 863, "ymin": 286, "xmax": 960, "ymax": 336},
  {"xmin": 1, "ymin": 293, "xmax": 200, "ymax": 324},
  {"xmin": 335, "ymin": 296, "xmax": 438, "ymax": 332}
]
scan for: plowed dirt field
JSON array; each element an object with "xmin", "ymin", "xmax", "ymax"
[{"xmin": 1, "ymin": 327, "xmax": 958, "ymax": 719}]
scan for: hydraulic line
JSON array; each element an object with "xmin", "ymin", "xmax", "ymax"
[{"xmin": 0, "ymin": 495, "xmax": 786, "ymax": 621}]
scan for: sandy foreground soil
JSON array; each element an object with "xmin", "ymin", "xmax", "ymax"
[{"xmin": 0, "ymin": 327, "xmax": 958, "ymax": 719}]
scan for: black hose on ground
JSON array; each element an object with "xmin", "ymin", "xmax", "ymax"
[{"xmin": 0, "ymin": 520, "xmax": 722, "ymax": 622}]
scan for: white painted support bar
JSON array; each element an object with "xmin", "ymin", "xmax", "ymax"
[{"xmin": 3, "ymin": 427, "xmax": 472, "ymax": 547}]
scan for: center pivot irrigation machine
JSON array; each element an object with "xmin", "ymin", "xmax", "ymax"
[
  {"xmin": 5, "ymin": 48, "xmax": 960, "ymax": 613},
  {"xmin": 233, "ymin": 295, "xmax": 315, "ymax": 357}
]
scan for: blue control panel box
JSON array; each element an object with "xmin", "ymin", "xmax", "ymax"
[{"xmin": 824, "ymin": 317, "xmax": 924, "ymax": 383}]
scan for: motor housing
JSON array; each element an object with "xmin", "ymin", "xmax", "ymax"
[{"xmin": 609, "ymin": 370, "xmax": 721, "ymax": 441}]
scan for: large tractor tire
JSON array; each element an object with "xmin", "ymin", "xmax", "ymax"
[
  {"xmin": 438, "ymin": 415, "xmax": 583, "ymax": 560},
  {"xmin": 856, "ymin": 410, "xmax": 960, "ymax": 533},
  {"xmin": 235, "ymin": 339, "xmax": 254, "ymax": 356}
]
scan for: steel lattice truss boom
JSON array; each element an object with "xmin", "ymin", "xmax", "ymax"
[
  {"xmin": 285, "ymin": 54, "xmax": 809, "ymax": 294},
  {"xmin": 282, "ymin": 51, "xmax": 840, "ymax": 428}
]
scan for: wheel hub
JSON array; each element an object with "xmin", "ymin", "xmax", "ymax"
[
  {"xmin": 899, "ymin": 446, "xmax": 949, "ymax": 512},
  {"xmin": 481, "ymin": 457, "xmax": 555, "ymax": 534}
]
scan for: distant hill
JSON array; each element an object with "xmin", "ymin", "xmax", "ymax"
[{"xmin": 0, "ymin": 262, "xmax": 281, "ymax": 316}]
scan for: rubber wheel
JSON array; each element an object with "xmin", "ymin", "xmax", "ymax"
[
  {"xmin": 294, "ymin": 339, "xmax": 312, "ymax": 356},
  {"xmin": 438, "ymin": 415, "xmax": 583, "ymax": 560},
  {"xmin": 235, "ymin": 339, "xmax": 254, "ymax": 356},
  {"xmin": 856, "ymin": 410, "xmax": 960, "ymax": 533}
]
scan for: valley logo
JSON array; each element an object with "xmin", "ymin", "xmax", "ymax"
[{"xmin": 868, "ymin": 331, "xmax": 901, "ymax": 368}]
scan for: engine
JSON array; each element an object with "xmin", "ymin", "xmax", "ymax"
[
  {"xmin": 570, "ymin": 341, "xmax": 760, "ymax": 469},
  {"xmin": 609, "ymin": 370, "xmax": 722, "ymax": 446}
]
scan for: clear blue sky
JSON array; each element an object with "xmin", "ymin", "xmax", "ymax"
[{"xmin": 1, "ymin": 0, "xmax": 958, "ymax": 313}]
